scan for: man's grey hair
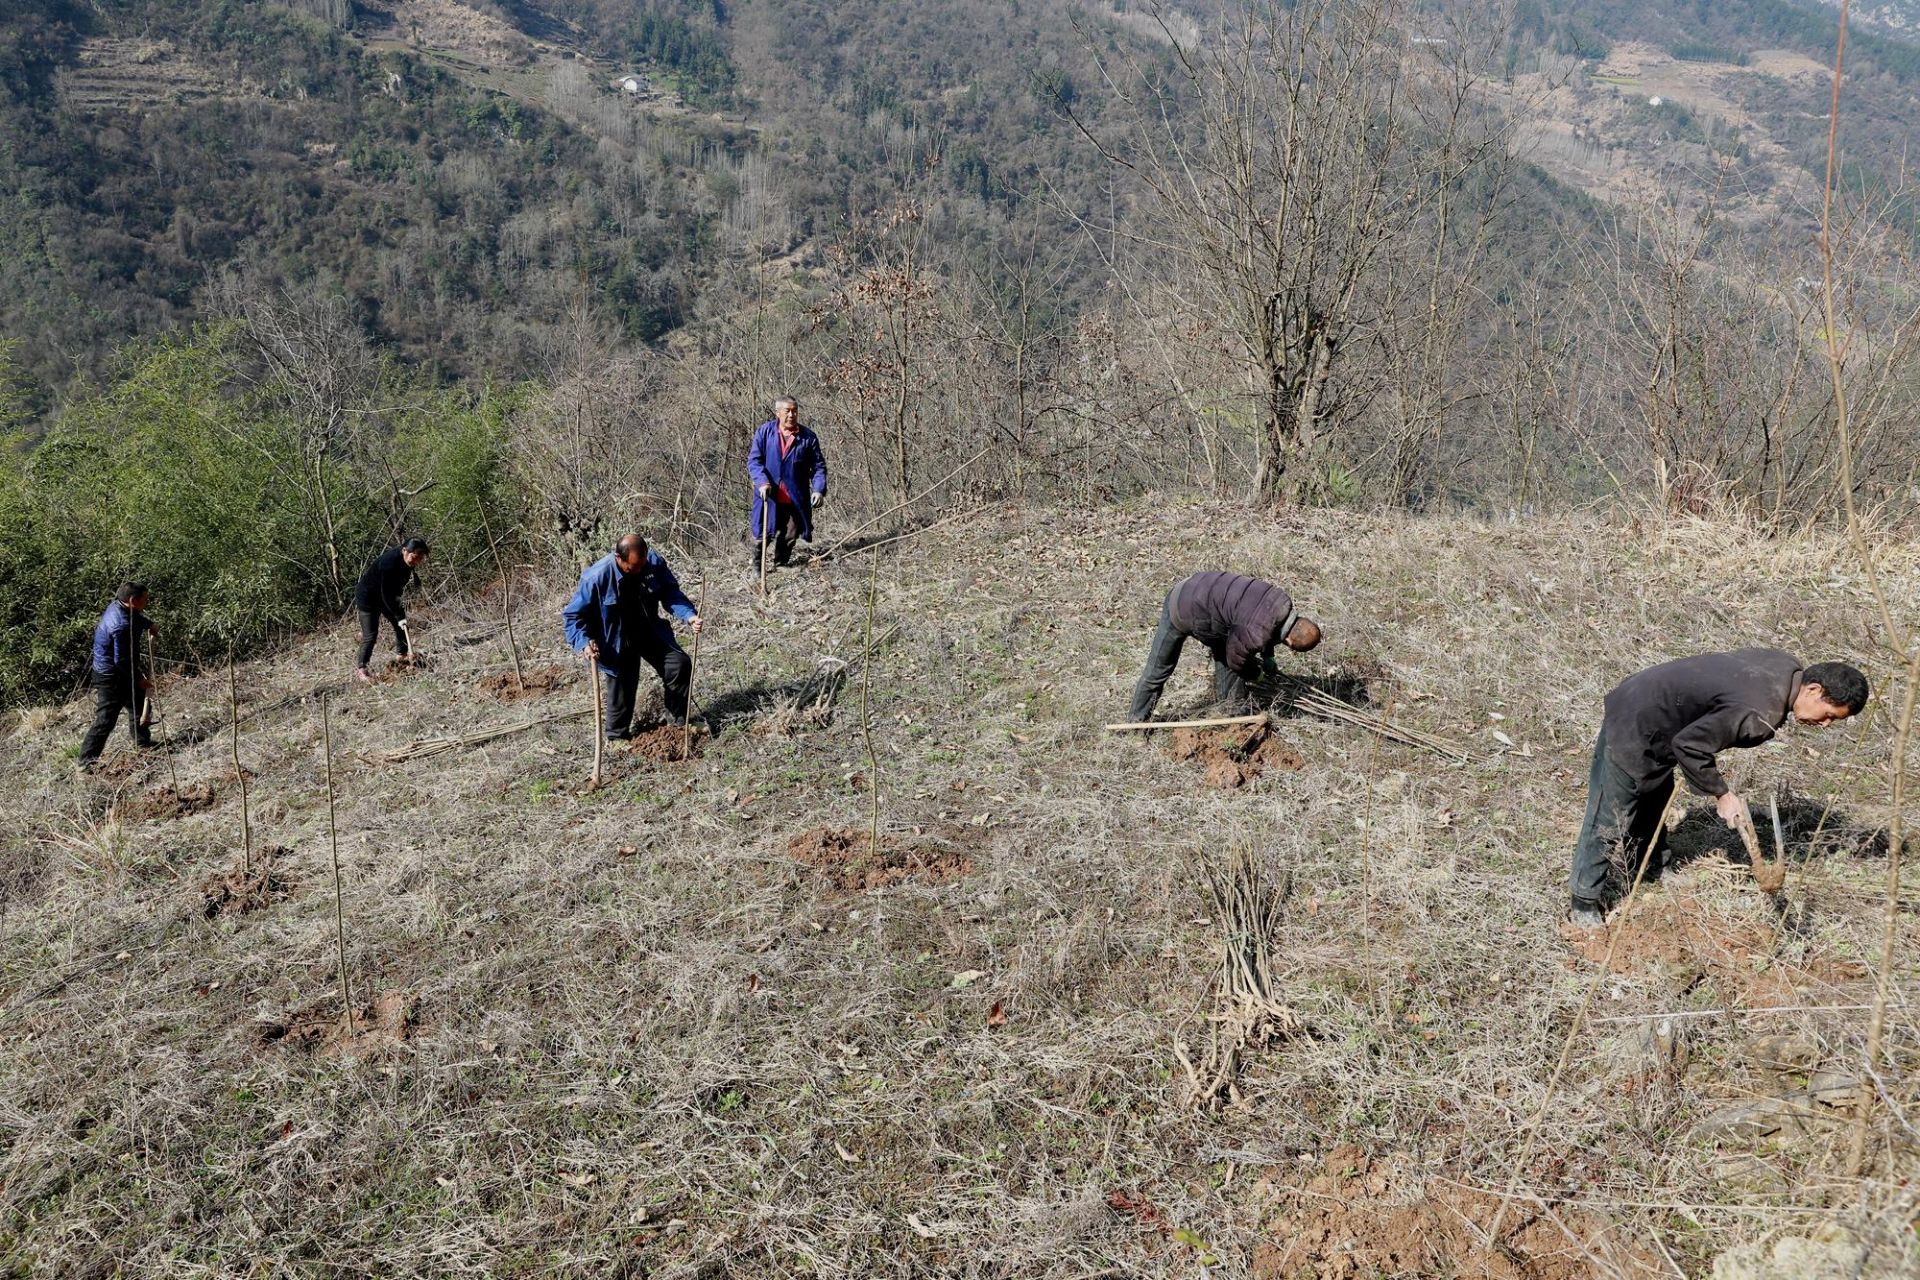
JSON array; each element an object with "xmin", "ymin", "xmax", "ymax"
[{"xmin": 772, "ymin": 396, "xmax": 797, "ymax": 414}]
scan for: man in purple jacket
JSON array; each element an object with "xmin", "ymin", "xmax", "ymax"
[
  {"xmin": 1568, "ymin": 650, "xmax": 1868, "ymax": 927},
  {"xmin": 77, "ymin": 581, "xmax": 158, "ymax": 768},
  {"xmin": 1128, "ymin": 572, "xmax": 1322, "ymax": 722},
  {"xmin": 746, "ymin": 396, "xmax": 829, "ymax": 572}
]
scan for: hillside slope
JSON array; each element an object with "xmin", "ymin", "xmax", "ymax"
[{"xmin": 1, "ymin": 506, "xmax": 1915, "ymax": 1276}]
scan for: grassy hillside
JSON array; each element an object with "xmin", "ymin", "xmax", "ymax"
[{"xmin": 1, "ymin": 506, "xmax": 1914, "ymax": 1276}]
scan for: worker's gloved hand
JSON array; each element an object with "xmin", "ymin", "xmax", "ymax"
[
  {"xmin": 1715, "ymin": 791, "xmax": 1751, "ymax": 829},
  {"xmin": 1260, "ymin": 654, "xmax": 1280, "ymax": 679},
  {"xmin": 811, "ymin": 490, "xmax": 827, "ymax": 511},
  {"xmin": 758, "ymin": 485, "xmax": 771, "ymax": 499}
]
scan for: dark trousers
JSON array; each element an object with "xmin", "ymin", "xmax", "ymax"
[
  {"xmin": 1570, "ymin": 728, "xmax": 1675, "ymax": 909},
  {"xmin": 356, "ymin": 610, "xmax": 408, "ymax": 669},
  {"xmin": 78, "ymin": 667, "xmax": 151, "ymax": 763},
  {"xmin": 601, "ymin": 630, "xmax": 692, "ymax": 737},
  {"xmin": 747, "ymin": 503, "xmax": 803, "ymax": 569},
  {"xmin": 1127, "ymin": 593, "xmax": 1249, "ymax": 721}
]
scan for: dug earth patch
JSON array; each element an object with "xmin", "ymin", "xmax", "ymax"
[
  {"xmin": 478, "ymin": 663, "xmax": 572, "ymax": 701},
  {"xmin": 1561, "ymin": 895, "xmax": 1866, "ymax": 1006},
  {"xmin": 199, "ymin": 849, "xmax": 296, "ymax": 918},
  {"xmin": 113, "ymin": 781, "xmax": 216, "ymax": 822},
  {"xmin": 622, "ymin": 723, "xmax": 707, "ymax": 762},
  {"xmin": 787, "ymin": 825, "xmax": 973, "ymax": 890},
  {"xmin": 1251, "ymin": 1146, "xmax": 1657, "ymax": 1279},
  {"xmin": 259, "ymin": 991, "xmax": 416, "ymax": 1058},
  {"xmin": 1167, "ymin": 722, "xmax": 1304, "ymax": 788}
]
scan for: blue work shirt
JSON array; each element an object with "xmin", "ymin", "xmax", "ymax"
[{"xmin": 561, "ymin": 550, "xmax": 696, "ymax": 673}]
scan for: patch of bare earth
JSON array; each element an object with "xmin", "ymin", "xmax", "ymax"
[
  {"xmin": 360, "ymin": 0, "xmax": 536, "ymax": 65},
  {"xmin": 367, "ymin": 657, "xmax": 428, "ymax": 684},
  {"xmin": 258, "ymin": 991, "xmax": 416, "ymax": 1058},
  {"xmin": 1166, "ymin": 721, "xmax": 1304, "ymax": 788},
  {"xmin": 621, "ymin": 723, "xmax": 706, "ymax": 762},
  {"xmin": 198, "ymin": 849, "xmax": 295, "ymax": 919},
  {"xmin": 1251, "ymin": 1146, "xmax": 1659, "ymax": 1280},
  {"xmin": 477, "ymin": 663, "xmax": 572, "ymax": 701},
  {"xmin": 787, "ymin": 825, "xmax": 973, "ymax": 890},
  {"xmin": 57, "ymin": 38, "xmax": 254, "ymax": 113},
  {"xmin": 87, "ymin": 752, "xmax": 148, "ymax": 782},
  {"xmin": 1561, "ymin": 895, "xmax": 1867, "ymax": 1006},
  {"xmin": 112, "ymin": 781, "xmax": 215, "ymax": 822}
]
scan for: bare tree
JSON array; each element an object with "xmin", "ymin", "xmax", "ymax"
[
  {"xmin": 208, "ymin": 273, "xmax": 383, "ymax": 603},
  {"xmin": 507, "ymin": 301, "xmax": 661, "ymax": 567},
  {"xmin": 1070, "ymin": 0, "xmax": 1519, "ymax": 505}
]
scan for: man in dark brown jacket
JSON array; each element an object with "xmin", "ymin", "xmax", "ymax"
[
  {"xmin": 1127, "ymin": 572, "xmax": 1322, "ymax": 722},
  {"xmin": 1569, "ymin": 649, "xmax": 1869, "ymax": 926}
]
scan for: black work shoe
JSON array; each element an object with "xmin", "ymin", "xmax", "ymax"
[{"xmin": 1568, "ymin": 902, "xmax": 1607, "ymax": 929}]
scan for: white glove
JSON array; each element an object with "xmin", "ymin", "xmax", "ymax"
[
  {"xmin": 758, "ymin": 484, "xmax": 770, "ymax": 499},
  {"xmin": 811, "ymin": 490, "xmax": 827, "ymax": 510}
]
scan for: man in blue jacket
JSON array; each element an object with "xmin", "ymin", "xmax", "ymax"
[
  {"xmin": 747, "ymin": 396, "xmax": 829, "ymax": 572},
  {"xmin": 77, "ymin": 581, "xmax": 158, "ymax": 768},
  {"xmin": 562, "ymin": 533, "xmax": 704, "ymax": 738}
]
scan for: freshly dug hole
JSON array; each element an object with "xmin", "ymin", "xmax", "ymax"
[
  {"xmin": 113, "ymin": 781, "xmax": 216, "ymax": 822},
  {"xmin": 258, "ymin": 990, "xmax": 415, "ymax": 1058},
  {"xmin": 478, "ymin": 664, "xmax": 572, "ymax": 701},
  {"xmin": 199, "ymin": 848, "xmax": 295, "ymax": 918},
  {"xmin": 787, "ymin": 825, "xmax": 973, "ymax": 890},
  {"xmin": 622, "ymin": 723, "xmax": 707, "ymax": 762},
  {"xmin": 1166, "ymin": 721, "xmax": 1304, "ymax": 788}
]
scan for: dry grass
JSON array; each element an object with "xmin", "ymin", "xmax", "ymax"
[{"xmin": 0, "ymin": 502, "xmax": 1914, "ymax": 1277}]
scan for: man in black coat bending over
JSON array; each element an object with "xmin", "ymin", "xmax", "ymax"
[
  {"xmin": 354, "ymin": 537, "xmax": 430, "ymax": 681},
  {"xmin": 1569, "ymin": 649, "xmax": 1869, "ymax": 927},
  {"xmin": 1128, "ymin": 572, "xmax": 1322, "ymax": 722}
]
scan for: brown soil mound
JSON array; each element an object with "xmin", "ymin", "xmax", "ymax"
[
  {"xmin": 367, "ymin": 656, "xmax": 429, "ymax": 684},
  {"xmin": 199, "ymin": 848, "xmax": 295, "ymax": 918},
  {"xmin": 1167, "ymin": 722, "xmax": 1304, "ymax": 788},
  {"xmin": 1252, "ymin": 1147, "xmax": 1656, "ymax": 1280},
  {"xmin": 788, "ymin": 825, "xmax": 973, "ymax": 890},
  {"xmin": 1561, "ymin": 895, "xmax": 1866, "ymax": 1007},
  {"xmin": 89, "ymin": 753, "xmax": 148, "ymax": 781},
  {"xmin": 622, "ymin": 723, "xmax": 706, "ymax": 762},
  {"xmin": 113, "ymin": 781, "xmax": 216, "ymax": 822},
  {"xmin": 259, "ymin": 990, "xmax": 415, "ymax": 1058},
  {"xmin": 478, "ymin": 664, "xmax": 572, "ymax": 701}
]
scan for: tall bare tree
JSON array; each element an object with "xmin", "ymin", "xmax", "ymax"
[{"xmin": 1070, "ymin": 0, "xmax": 1518, "ymax": 505}]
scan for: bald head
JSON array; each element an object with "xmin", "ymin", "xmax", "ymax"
[
  {"xmin": 1283, "ymin": 616, "xmax": 1322, "ymax": 652},
  {"xmin": 614, "ymin": 533, "xmax": 648, "ymax": 571}
]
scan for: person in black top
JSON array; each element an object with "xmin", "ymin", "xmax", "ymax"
[
  {"xmin": 354, "ymin": 538, "xmax": 429, "ymax": 681},
  {"xmin": 1568, "ymin": 649, "xmax": 1869, "ymax": 927}
]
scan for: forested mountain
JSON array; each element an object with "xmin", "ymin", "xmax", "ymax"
[
  {"xmin": 6, "ymin": 0, "xmax": 1916, "ymax": 410},
  {"xmin": 5, "ymin": 0, "xmax": 1920, "ymax": 698},
  {"xmin": 0, "ymin": 0, "xmax": 1128, "ymax": 408}
]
